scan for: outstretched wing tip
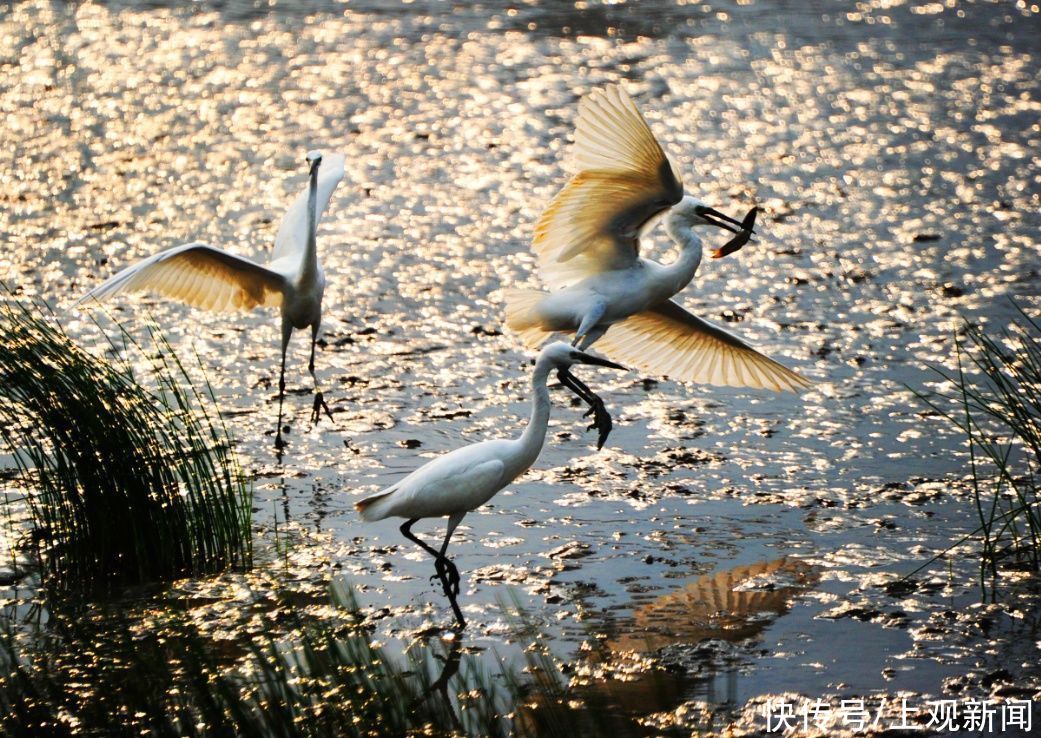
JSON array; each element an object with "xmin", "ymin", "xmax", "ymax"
[
  {"xmin": 533, "ymin": 83, "xmax": 684, "ymax": 288},
  {"xmin": 597, "ymin": 301, "xmax": 813, "ymax": 395},
  {"xmin": 74, "ymin": 243, "xmax": 285, "ymax": 314}
]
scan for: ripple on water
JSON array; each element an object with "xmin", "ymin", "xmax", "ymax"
[{"xmin": 2, "ymin": 0, "xmax": 1041, "ymax": 729}]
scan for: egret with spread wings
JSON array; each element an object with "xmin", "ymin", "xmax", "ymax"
[
  {"xmin": 505, "ymin": 85, "xmax": 809, "ymax": 393},
  {"xmin": 355, "ymin": 342, "xmax": 625, "ymax": 628},
  {"xmin": 75, "ymin": 150, "xmax": 346, "ymax": 451}
]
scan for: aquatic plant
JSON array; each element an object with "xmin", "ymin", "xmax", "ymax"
[
  {"xmin": 0, "ymin": 294, "xmax": 252, "ymax": 592},
  {"xmin": 0, "ymin": 583, "xmax": 642, "ymax": 737},
  {"xmin": 919, "ymin": 305, "xmax": 1041, "ymax": 590}
]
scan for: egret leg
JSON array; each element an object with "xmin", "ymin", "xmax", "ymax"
[
  {"xmin": 439, "ymin": 513, "xmax": 466, "ymax": 627},
  {"xmin": 576, "ymin": 326, "xmax": 607, "ymax": 351},
  {"xmin": 557, "ymin": 368, "xmax": 613, "ymax": 450},
  {"xmin": 399, "ymin": 516, "xmax": 466, "ymax": 628},
  {"xmin": 439, "ymin": 513, "xmax": 465, "ymax": 598},
  {"xmin": 274, "ymin": 321, "xmax": 292, "ymax": 452},
  {"xmin": 400, "ymin": 519, "xmax": 456, "ymax": 592},
  {"xmin": 571, "ymin": 301, "xmax": 607, "ymax": 348},
  {"xmin": 308, "ymin": 322, "xmax": 334, "ymax": 426}
]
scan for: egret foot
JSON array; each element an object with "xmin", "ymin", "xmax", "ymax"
[
  {"xmin": 446, "ymin": 593, "xmax": 466, "ymax": 629},
  {"xmin": 581, "ymin": 395, "xmax": 613, "ymax": 449},
  {"xmin": 432, "ymin": 556, "xmax": 461, "ymax": 597},
  {"xmin": 431, "ymin": 559, "xmax": 448, "ymax": 588},
  {"xmin": 310, "ymin": 390, "xmax": 333, "ymax": 425},
  {"xmin": 444, "ymin": 560, "xmax": 461, "ymax": 597},
  {"xmin": 557, "ymin": 368, "xmax": 614, "ymax": 449}
]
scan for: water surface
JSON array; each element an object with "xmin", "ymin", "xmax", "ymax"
[{"xmin": 2, "ymin": 0, "xmax": 1040, "ymax": 732}]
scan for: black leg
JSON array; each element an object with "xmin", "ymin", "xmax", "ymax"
[
  {"xmin": 275, "ymin": 338, "xmax": 289, "ymax": 454},
  {"xmin": 309, "ymin": 324, "xmax": 334, "ymax": 426},
  {"xmin": 438, "ymin": 536, "xmax": 461, "ymax": 598},
  {"xmin": 401, "ymin": 519, "xmax": 443, "ymax": 560},
  {"xmin": 557, "ymin": 368, "xmax": 613, "ymax": 450},
  {"xmin": 437, "ymin": 522, "xmax": 465, "ymax": 627},
  {"xmin": 400, "ymin": 519, "xmax": 467, "ymax": 628}
]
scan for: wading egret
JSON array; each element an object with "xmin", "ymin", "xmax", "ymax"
[
  {"xmin": 74, "ymin": 150, "xmax": 346, "ymax": 450},
  {"xmin": 355, "ymin": 341, "xmax": 626, "ymax": 628},
  {"xmin": 505, "ymin": 85, "xmax": 809, "ymax": 392}
]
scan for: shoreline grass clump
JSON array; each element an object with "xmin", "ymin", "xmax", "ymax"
[
  {"xmin": 0, "ymin": 583, "xmax": 638, "ymax": 737},
  {"xmin": 0, "ymin": 294, "xmax": 252, "ymax": 592},
  {"xmin": 919, "ymin": 304, "xmax": 1041, "ymax": 590}
]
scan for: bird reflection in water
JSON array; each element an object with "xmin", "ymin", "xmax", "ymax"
[
  {"xmin": 563, "ymin": 558, "xmax": 819, "ymax": 725},
  {"xmin": 609, "ymin": 557, "xmax": 819, "ymax": 652},
  {"xmin": 410, "ymin": 632, "xmax": 465, "ymax": 733}
]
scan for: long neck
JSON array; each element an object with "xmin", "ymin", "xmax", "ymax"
[
  {"xmin": 516, "ymin": 360, "xmax": 553, "ymax": 466},
  {"xmin": 301, "ymin": 165, "xmax": 320, "ymax": 282},
  {"xmin": 658, "ymin": 218, "xmax": 704, "ymax": 296}
]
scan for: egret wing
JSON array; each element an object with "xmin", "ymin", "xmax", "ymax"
[
  {"xmin": 75, "ymin": 242, "xmax": 286, "ymax": 313},
  {"xmin": 596, "ymin": 299, "xmax": 811, "ymax": 392},
  {"xmin": 534, "ymin": 85, "xmax": 684, "ymax": 288},
  {"xmin": 392, "ymin": 454, "xmax": 507, "ymax": 519},
  {"xmin": 271, "ymin": 152, "xmax": 347, "ymax": 263}
]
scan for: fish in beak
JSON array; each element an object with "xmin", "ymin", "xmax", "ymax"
[{"xmin": 710, "ymin": 206, "xmax": 759, "ymax": 259}]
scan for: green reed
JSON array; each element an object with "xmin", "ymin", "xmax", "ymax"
[
  {"xmin": 918, "ymin": 305, "xmax": 1041, "ymax": 592},
  {"xmin": 0, "ymin": 583, "xmax": 640, "ymax": 737},
  {"xmin": 0, "ymin": 295, "xmax": 252, "ymax": 591}
]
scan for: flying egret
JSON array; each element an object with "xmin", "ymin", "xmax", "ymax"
[
  {"xmin": 355, "ymin": 341, "xmax": 626, "ymax": 628},
  {"xmin": 74, "ymin": 150, "xmax": 346, "ymax": 450},
  {"xmin": 505, "ymin": 85, "xmax": 810, "ymax": 392}
]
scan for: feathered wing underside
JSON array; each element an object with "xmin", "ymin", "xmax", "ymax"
[
  {"xmin": 533, "ymin": 85, "xmax": 684, "ymax": 289},
  {"xmin": 75, "ymin": 242, "xmax": 286, "ymax": 313},
  {"xmin": 596, "ymin": 300, "xmax": 811, "ymax": 392},
  {"xmin": 271, "ymin": 152, "xmax": 347, "ymax": 263}
]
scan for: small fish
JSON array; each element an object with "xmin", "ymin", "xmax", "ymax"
[{"xmin": 710, "ymin": 206, "xmax": 758, "ymax": 258}]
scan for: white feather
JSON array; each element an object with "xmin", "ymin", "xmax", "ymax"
[
  {"xmin": 74, "ymin": 242, "xmax": 286, "ymax": 312},
  {"xmin": 272, "ymin": 152, "xmax": 346, "ymax": 263},
  {"xmin": 597, "ymin": 300, "xmax": 810, "ymax": 392},
  {"xmin": 532, "ymin": 84, "xmax": 684, "ymax": 289}
]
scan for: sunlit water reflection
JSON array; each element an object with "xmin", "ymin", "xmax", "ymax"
[{"xmin": 2, "ymin": 0, "xmax": 1040, "ymax": 731}]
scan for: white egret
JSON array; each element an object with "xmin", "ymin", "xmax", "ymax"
[
  {"xmin": 505, "ymin": 85, "xmax": 810, "ymax": 392},
  {"xmin": 74, "ymin": 150, "xmax": 346, "ymax": 450},
  {"xmin": 355, "ymin": 341, "xmax": 626, "ymax": 628}
]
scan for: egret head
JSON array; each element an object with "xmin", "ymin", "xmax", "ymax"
[
  {"xmin": 306, "ymin": 150, "xmax": 323, "ymax": 175},
  {"xmin": 538, "ymin": 341, "xmax": 626, "ymax": 372},
  {"xmin": 668, "ymin": 196, "xmax": 745, "ymax": 234}
]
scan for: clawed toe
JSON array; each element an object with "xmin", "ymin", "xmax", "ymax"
[
  {"xmin": 581, "ymin": 400, "xmax": 613, "ymax": 450},
  {"xmin": 443, "ymin": 563, "xmax": 461, "ymax": 596},
  {"xmin": 593, "ymin": 412, "xmax": 613, "ymax": 450},
  {"xmin": 310, "ymin": 391, "xmax": 334, "ymax": 426}
]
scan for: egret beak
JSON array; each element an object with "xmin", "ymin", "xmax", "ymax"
[
  {"xmin": 695, "ymin": 205, "xmax": 752, "ymax": 235},
  {"xmin": 573, "ymin": 352, "xmax": 626, "ymax": 371},
  {"xmin": 710, "ymin": 206, "xmax": 759, "ymax": 259}
]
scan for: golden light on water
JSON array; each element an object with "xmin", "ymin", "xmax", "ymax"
[{"xmin": 2, "ymin": 0, "xmax": 1041, "ymax": 733}]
